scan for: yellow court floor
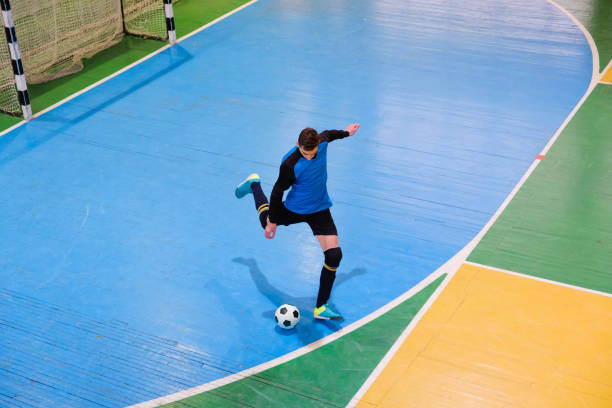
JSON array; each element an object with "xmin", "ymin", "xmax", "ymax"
[
  {"xmin": 356, "ymin": 264, "xmax": 612, "ymax": 408},
  {"xmin": 601, "ymin": 66, "xmax": 612, "ymax": 83}
]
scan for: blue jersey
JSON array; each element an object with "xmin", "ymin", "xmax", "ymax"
[
  {"xmin": 283, "ymin": 142, "xmax": 332, "ymax": 214},
  {"xmin": 268, "ymin": 129, "xmax": 349, "ymax": 221}
]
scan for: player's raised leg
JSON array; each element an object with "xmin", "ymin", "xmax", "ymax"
[{"xmin": 235, "ymin": 173, "xmax": 269, "ymax": 229}]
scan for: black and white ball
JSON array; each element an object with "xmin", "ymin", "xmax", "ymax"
[{"xmin": 274, "ymin": 304, "xmax": 300, "ymax": 329}]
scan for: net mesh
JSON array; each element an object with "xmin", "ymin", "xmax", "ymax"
[
  {"xmin": 0, "ymin": 0, "xmax": 169, "ymax": 116},
  {"xmin": 0, "ymin": 45, "xmax": 21, "ymax": 116},
  {"xmin": 123, "ymin": 0, "xmax": 168, "ymax": 40},
  {"xmin": 13, "ymin": 0, "xmax": 124, "ymax": 85}
]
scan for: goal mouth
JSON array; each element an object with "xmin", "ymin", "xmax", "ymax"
[{"xmin": 0, "ymin": 0, "xmax": 173, "ymax": 117}]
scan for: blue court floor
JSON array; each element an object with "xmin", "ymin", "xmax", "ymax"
[{"xmin": 0, "ymin": 0, "xmax": 592, "ymax": 406}]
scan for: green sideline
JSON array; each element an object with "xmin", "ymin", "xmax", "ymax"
[
  {"xmin": 0, "ymin": 0, "xmax": 251, "ymax": 131},
  {"xmin": 469, "ymin": 84, "xmax": 612, "ymax": 294},
  {"xmin": 160, "ymin": 275, "xmax": 446, "ymax": 408}
]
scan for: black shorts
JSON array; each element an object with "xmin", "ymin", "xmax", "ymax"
[{"xmin": 275, "ymin": 205, "xmax": 337, "ymax": 236}]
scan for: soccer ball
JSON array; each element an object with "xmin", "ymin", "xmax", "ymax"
[{"xmin": 275, "ymin": 304, "xmax": 300, "ymax": 329}]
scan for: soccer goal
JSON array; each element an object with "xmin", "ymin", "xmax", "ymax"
[{"xmin": 0, "ymin": 0, "xmax": 176, "ymax": 119}]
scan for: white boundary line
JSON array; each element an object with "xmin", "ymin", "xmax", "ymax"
[
  {"xmin": 346, "ymin": 2, "xmax": 601, "ymax": 406},
  {"xmin": 1, "ymin": 0, "xmax": 603, "ymax": 406},
  {"xmin": 549, "ymin": 0, "xmax": 599, "ymax": 78},
  {"xmin": 465, "ymin": 261, "xmax": 612, "ymax": 298},
  {"xmin": 0, "ymin": 0, "xmax": 259, "ymax": 140},
  {"xmin": 539, "ymin": 0, "xmax": 599, "ymax": 157},
  {"xmin": 127, "ymin": 1, "xmax": 604, "ymax": 407},
  {"xmin": 346, "ymin": 246, "xmax": 470, "ymax": 408},
  {"xmin": 171, "ymin": 0, "xmax": 259, "ymax": 44},
  {"xmin": 125, "ymin": 252, "xmax": 460, "ymax": 407}
]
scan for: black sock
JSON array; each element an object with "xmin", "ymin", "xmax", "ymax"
[
  {"xmin": 316, "ymin": 247, "xmax": 342, "ymax": 308},
  {"xmin": 316, "ymin": 268, "xmax": 336, "ymax": 308},
  {"xmin": 251, "ymin": 182, "xmax": 269, "ymax": 229}
]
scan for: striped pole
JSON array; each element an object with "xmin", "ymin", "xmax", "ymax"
[
  {"xmin": 163, "ymin": 0, "xmax": 176, "ymax": 44},
  {"xmin": 0, "ymin": 0, "xmax": 31, "ymax": 120}
]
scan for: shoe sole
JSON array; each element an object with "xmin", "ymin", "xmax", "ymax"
[{"xmin": 314, "ymin": 315, "xmax": 343, "ymax": 321}]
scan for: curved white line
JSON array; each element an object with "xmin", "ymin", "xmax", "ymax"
[
  {"xmin": 538, "ymin": 0, "xmax": 600, "ymax": 158},
  {"xmin": 346, "ymin": 2, "xmax": 602, "ymax": 406},
  {"xmin": 0, "ymin": 0, "xmax": 599, "ymax": 406},
  {"xmin": 465, "ymin": 261, "xmax": 612, "ymax": 298},
  {"xmin": 548, "ymin": 0, "xmax": 599, "ymax": 80},
  {"xmin": 125, "ymin": 258, "xmax": 457, "ymax": 407},
  {"xmin": 125, "ymin": 1, "xmax": 604, "ymax": 407}
]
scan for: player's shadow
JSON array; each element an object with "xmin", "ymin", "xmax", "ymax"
[{"xmin": 232, "ymin": 257, "xmax": 366, "ymax": 343}]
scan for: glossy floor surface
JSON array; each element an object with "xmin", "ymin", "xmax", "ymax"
[
  {"xmin": 350, "ymin": 0, "xmax": 612, "ymax": 404},
  {"xmin": 0, "ymin": 0, "xmax": 600, "ymax": 406}
]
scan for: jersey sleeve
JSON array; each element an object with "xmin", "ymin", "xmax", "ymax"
[
  {"xmin": 268, "ymin": 161, "xmax": 296, "ymax": 223},
  {"xmin": 318, "ymin": 129, "xmax": 349, "ymax": 143}
]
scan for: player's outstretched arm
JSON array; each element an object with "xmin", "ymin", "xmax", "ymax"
[{"xmin": 319, "ymin": 123, "xmax": 359, "ymax": 143}]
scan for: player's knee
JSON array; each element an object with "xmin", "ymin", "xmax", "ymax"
[{"xmin": 324, "ymin": 246, "xmax": 342, "ymax": 269}]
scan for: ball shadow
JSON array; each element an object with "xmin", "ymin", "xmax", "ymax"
[{"xmin": 232, "ymin": 257, "xmax": 367, "ymax": 344}]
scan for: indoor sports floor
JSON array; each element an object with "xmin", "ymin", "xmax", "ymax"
[{"xmin": 1, "ymin": 0, "xmax": 610, "ymax": 407}]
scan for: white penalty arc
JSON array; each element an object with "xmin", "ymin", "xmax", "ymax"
[
  {"xmin": 0, "ymin": 0, "xmax": 601, "ymax": 406},
  {"xmin": 125, "ymin": 253, "xmax": 459, "ymax": 407},
  {"xmin": 346, "ymin": 1, "xmax": 601, "ymax": 406},
  {"xmin": 129, "ymin": 0, "xmax": 603, "ymax": 406}
]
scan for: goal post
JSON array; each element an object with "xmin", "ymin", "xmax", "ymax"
[
  {"xmin": 0, "ymin": 0, "xmax": 31, "ymax": 119},
  {"xmin": 163, "ymin": 0, "xmax": 177, "ymax": 44},
  {"xmin": 0, "ymin": 0, "xmax": 176, "ymax": 120}
]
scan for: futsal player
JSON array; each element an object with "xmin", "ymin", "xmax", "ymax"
[{"xmin": 235, "ymin": 123, "xmax": 360, "ymax": 320}]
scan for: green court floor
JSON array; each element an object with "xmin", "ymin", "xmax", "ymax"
[{"xmin": 469, "ymin": 84, "xmax": 612, "ymax": 293}]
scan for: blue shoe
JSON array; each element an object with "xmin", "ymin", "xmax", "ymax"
[
  {"xmin": 235, "ymin": 173, "xmax": 260, "ymax": 198},
  {"xmin": 314, "ymin": 304, "xmax": 343, "ymax": 321}
]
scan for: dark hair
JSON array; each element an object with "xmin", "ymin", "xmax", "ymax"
[{"xmin": 298, "ymin": 128, "xmax": 319, "ymax": 150}]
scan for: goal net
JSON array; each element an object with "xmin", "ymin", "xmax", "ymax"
[
  {"xmin": 0, "ymin": 0, "xmax": 168, "ymax": 116},
  {"xmin": 0, "ymin": 44, "xmax": 20, "ymax": 116}
]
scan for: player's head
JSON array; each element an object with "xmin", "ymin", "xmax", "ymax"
[{"xmin": 297, "ymin": 128, "xmax": 319, "ymax": 160}]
